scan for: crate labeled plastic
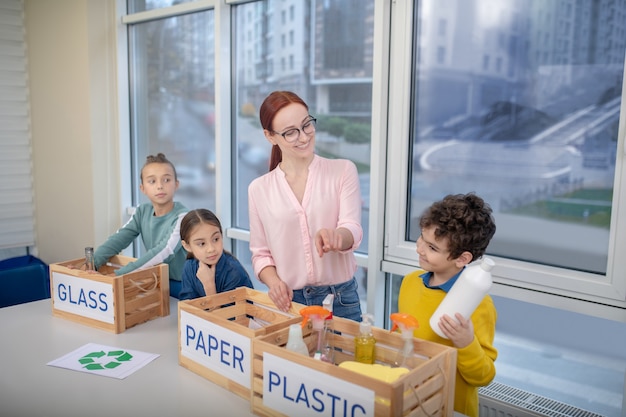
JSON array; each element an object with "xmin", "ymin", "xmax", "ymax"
[
  {"xmin": 178, "ymin": 287, "xmax": 303, "ymax": 401},
  {"xmin": 50, "ymin": 255, "xmax": 169, "ymax": 333},
  {"xmin": 252, "ymin": 315, "xmax": 457, "ymax": 417}
]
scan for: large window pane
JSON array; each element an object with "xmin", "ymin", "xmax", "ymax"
[
  {"xmin": 128, "ymin": 10, "xmax": 215, "ymax": 211},
  {"xmin": 232, "ymin": 0, "xmax": 374, "ymax": 256},
  {"xmin": 409, "ymin": 0, "xmax": 624, "ymax": 275}
]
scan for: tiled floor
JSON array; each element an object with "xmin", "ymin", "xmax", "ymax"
[{"xmin": 493, "ymin": 332, "xmax": 625, "ymax": 417}]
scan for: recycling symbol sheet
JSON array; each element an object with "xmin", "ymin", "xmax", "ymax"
[{"xmin": 47, "ymin": 343, "xmax": 159, "ymax": 379}]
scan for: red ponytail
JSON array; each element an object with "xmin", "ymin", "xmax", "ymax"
[{"xmin": 269, "ymin": 145, "xmax": 282, "ymax": 172}]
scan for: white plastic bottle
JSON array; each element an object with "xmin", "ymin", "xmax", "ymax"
[
  {"xmin": 429, "ymin": 257, "xmax": 495, "ymax": 339},
  {"xmin": 286, "ymin": 324, "xmax": 309, "ymax": 356}
]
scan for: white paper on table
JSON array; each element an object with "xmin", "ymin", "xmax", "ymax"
[{"xmin": 47, "ymin": 342, "xmax": 159, "ymax": 380}]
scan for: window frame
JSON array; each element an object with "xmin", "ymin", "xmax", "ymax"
[{"xmin": 383, "ymin": 0, "xmax": 626, "ymax": 321}]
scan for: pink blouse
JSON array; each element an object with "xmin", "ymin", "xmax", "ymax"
[{"xmin": 248, "ymin": 155, "xmax": 363, "ymax": 289}]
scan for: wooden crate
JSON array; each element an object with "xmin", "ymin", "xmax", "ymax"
[
  {"xmin": 252, "ymin": 315, "xmax": 457, "ymax": 417},
  {"xmin": 178, "ymin": 287, "xmax": 303, "ymax": 402},
  {"xmin": 50, "ymin": 255, "xmax": 169, "ymax": 333}
]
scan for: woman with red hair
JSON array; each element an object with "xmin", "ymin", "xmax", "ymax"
[{"xmin": 248, "ymin": 91, "xmax": 363, "ymax": 321}]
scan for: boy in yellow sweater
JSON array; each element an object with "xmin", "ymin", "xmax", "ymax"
[{"xmin": 398, "ymin": 193, "xmax": 497, "ymax": 417}]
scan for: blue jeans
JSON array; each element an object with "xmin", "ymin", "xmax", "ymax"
[{"xmin": 292, "ymin": 277, "xmax": 362, "ymax": 322}]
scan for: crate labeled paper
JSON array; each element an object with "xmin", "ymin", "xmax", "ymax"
[
  {"xmin": 50, "ymin": 255, "xmax": 169, "ymax": 333},
  {"xmin": 252, "ymin": 316, "xmax": 457, "ymax": 417},
  {"xmin": 178, "ymin": 287, "xmax": 302, "ymax": 401}
]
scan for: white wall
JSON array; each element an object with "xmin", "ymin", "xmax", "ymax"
[{"xmin": 25, "ymin": 0, "xmax": 120, "ymax": 265}]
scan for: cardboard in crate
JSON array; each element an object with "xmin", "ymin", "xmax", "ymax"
[
  {"xmin": 50, "ymin": 255, "xmax": 170, "ymax": 333},
  {"xmin": 178, "ymin": 287, "xmax": 304, "ymax": 401},
  {"xmin": 252, "ymin": 315, "xmax": 457, "ymax": 417}
]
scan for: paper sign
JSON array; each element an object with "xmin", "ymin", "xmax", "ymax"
[
  {"xmin": 179, "ymin": 309, "xmax": 252, "ymax": 389},
  {"xmin": 51, "ymin": 271, "xmax": 115, "ymax": 323},
  {"xmin": 263, "ymin": 353, "xmax": 375, "ymax": 417},
  {"xmin": 47, "ymin": 343, "xmax": 159, "ymax": 379}
]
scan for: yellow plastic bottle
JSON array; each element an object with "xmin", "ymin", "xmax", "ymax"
[{"xmin": 354, "ymin": 313, "xmax": 376, "ymax": 364}]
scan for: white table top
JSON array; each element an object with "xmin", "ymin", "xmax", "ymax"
[{"xmin": 0, "ymin": 298, "xmax": 254, "ymax": 417}]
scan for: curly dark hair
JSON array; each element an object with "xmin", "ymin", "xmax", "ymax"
[{"xmin": 419, "ymin": 193, "xmax": 496, "ymax": 261}]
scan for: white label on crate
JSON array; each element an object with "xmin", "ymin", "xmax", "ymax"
[
  {"xmin": 179, "ymin": 310, "xmax": 251, "ymax": 389},
  {"xmin": 51, "ymin": 271, "xmax": 115, "ymax": 323},
  {"xmin": 263, "ymin": 353, "xmax": 375, "ymax": 417}
]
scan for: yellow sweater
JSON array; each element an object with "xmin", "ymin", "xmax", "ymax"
[{"xmin": 398, "ymin": 270, "xmax": 498, "ymax": 417}]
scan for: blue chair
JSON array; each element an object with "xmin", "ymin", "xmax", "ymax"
[{"xmin": 0, "ymin": 255, "xmax": 50, "ymax": 308}]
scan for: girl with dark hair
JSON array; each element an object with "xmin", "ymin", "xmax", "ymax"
[
  {"xmin": 248, "ymin": 91, "xmax": 363, "ymax": 321},
  {"xmin": 178, "ymin": 209, "xmax": 252, "ymax": 300}
]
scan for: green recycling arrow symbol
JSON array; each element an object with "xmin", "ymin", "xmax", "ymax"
[{"xmin": 78, "ymin": 350, "xmax": 133, "ymax": 370}]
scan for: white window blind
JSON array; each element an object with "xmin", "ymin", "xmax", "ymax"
[{"xmin": 0, "ymin": 0, "xmax": 35, "ymax": 249}]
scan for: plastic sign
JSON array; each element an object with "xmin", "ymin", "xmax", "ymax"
[
  {"xmin": 263, "ymin": 353, "xmax": 375, "ymax": 417},
  {"xmin": 51, "ymin": 271, "xmax": 114, "ymax": 323},
  {"xmin": 179, "ymin": 310, "xmax": 251, "ymax": 389}
]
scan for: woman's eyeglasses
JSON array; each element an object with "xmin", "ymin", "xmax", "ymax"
[{"xmin": 272, "ymin": 117, "xmax": 317, "ymax": 143}]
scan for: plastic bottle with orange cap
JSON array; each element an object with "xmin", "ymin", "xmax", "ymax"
[
  {"xmin": 389, "ymin": 312, "xmax": 420, "ymax": 369},
  {"xmin": 298, "ymin": 305, "xmax": 333, "ymax": 363}
]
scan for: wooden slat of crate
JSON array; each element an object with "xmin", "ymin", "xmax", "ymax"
[
  {"xmin": 112, "ymin": 273, "xmax": 125, "ymax": 333},
  {"xmin": 178, "ymin": 287, "xmax": 303, "ymax": 402},
  {"xmin": 122, "ymin": 275, "xmax": 158, "ymax": 300},
  {"xmin": 125, "ymin": 304, "xmax": 162, "ymax": 329},
  {"xmin": 121, "ymin": 263, "xmax": 169, "ymax": 331},
  {"xmin": 121, "ymin": 263, "xmax": 169, "ymax": 315},
  {"xmin": 188, "ymin": 287, "xmax": 302, "ymax": 333},
  {"xmin": 252, "ymin": 315, "xmax": 457, "ymax": 417},
  {"xmin": 124, "ymin": 290, "xmax": 161, "ymax": 312}
]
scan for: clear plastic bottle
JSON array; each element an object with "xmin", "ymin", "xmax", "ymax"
[
  {"xmin": 299, "ymin": 306, "xmax": 332, "ymax": 362},
  {"xmin": 84, "ymin": 247, "xmax": 95, "ymax": 271},
  {"xmin": 394, "ymin": 332, "xmax": 414, "ymax": 369},
  {"xmin": 321, "ymin": 294, "xmax": 335, "ymax": 364},
  {"xmin": 286, "ymin": 324, "xmax": 309, "ymax": 356},
  {"xmin": 354, "ymin": 313, "xmax": 376, "ymax": 364},
  {"xmin": 429, "ymin": 257, "xmax": 495, "ymax": 339},
  {"xmin": 390, "ymin": 313, "xmax": 419, "ymax": 369},
  {"xmin": 311, "ymin": 314, "xmax": 327, "ymax": 361}
]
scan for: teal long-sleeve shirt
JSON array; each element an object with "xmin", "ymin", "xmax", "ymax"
[{"xmin": 94, "ymin": 202, "xmax": 188, "ymax": 280}]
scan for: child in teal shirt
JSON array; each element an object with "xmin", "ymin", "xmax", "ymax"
[{"xmin": 94, "ymin": 153, "xmax": 188, "ymax": 287}]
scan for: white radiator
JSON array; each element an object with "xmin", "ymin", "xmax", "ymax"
[{"xmin": 479, "ymin": 381, "xmax": 606, "ymax": 417}]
